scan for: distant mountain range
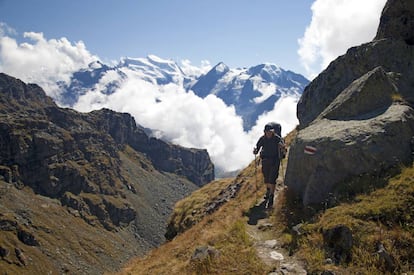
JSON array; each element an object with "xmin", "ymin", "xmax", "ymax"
[
  {"xmin": 59, "ymin": 55, "xmax": 309, "ymax": 131},
  {"xmin": 190, "ymin": 62, "xmax": 309, "ymax": 130}
]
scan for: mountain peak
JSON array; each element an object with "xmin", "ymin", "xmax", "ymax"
[
  {"xmin": 212, "ymin": 62, "xmax": 229, "ymax": 74},
  {"xmin": 248, "ymin": 63, "xmax": 282, "ymax": 77},
  {"xmin": 117, "ymin": 55, "xmax": 185, "ymax": 85},
  {"xmin": 147, "ymin": 54, "xmax": 174, "ymax": 64},
  {"xmin": 119, "ymin": 55, "xmax": 172, "ymax": 67},
  {"xmin": 88, "ymin": 60, "xmax": 105, "ymax": 70}
]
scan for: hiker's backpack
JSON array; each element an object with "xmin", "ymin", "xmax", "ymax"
[
  {"xmin": 266, "ymin": 122, "xmax": 286, "ymax": 159},
  {"xmin": 268, "ymin": 122, "xmax": 282, "ymax": 137}
]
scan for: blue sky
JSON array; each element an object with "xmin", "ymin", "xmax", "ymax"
[
  {"xmin": 0, "ymin": 0, "xmax": 312, "ymax": 74},
  {"xmin": 0, "ymin": 0, "xmax": 386, "ymax": 78}
]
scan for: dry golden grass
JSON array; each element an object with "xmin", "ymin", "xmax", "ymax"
[
  {"xmin": 391, "ymin": 92, "xmax": 404, "ymax": 102},
  {"xmin": 283, "ymin": 127, "xmax": 297, "ymax": 147},
  {"xmin": 290, "ymin": 165, "xmax": 414, "ymax": 274},
  {"xmin": 168, "ymin": 177, "xmax": 235, "ymax": 233}
]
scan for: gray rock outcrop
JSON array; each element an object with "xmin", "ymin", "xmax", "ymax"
[
  {"xmin": 285, "ymin": 0, "xmax": 414, "ymax": 206},
  {"xmin": 375, "ymin": 0, "xmax": 414, "ymax": 43}
]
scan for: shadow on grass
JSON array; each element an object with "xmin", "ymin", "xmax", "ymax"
[{"xmin": 247, "ymin": 200, "xmax": 268, "ymax": 225}]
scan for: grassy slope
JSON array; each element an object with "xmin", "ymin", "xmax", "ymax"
[
  {"xmin": 117, "ymin": 161, "xmax": 271, "ymax": 275},
  {"xmin": 292, "ymin": 165, "xmax": 414, "ymax": 274},
  {"xmin": 0, "ymin": 183, "xmax": 139, "ymax": 275},
  {"xmin": 118, "ymin": 127, "xmax": 414, "ymax": 274}
]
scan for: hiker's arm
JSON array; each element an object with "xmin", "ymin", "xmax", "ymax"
[{"xmin": 253, "ymin": 137, "xmax": 263, "ymax": 154}]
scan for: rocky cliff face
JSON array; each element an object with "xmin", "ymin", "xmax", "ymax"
[
  {"xmin": 375, "ymin": 0, "xmax": 414, "ymax": 43},
  {"xmin": 85, "ymin": 108, "xmax": 214, "ymax": 187},
  {"xmin": 286, "ymin": 0, "xmax": 414, "ymax": 206},
  {"xmin": 0, "ymin": 72, "xmax": 214, "ymax": 273}
]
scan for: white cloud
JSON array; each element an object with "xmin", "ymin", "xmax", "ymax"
[
  {"xmin": 0, "ymin": 27, "xmax": 98, "ymax": 99},
  {"xmin": 74, "ymin": 71, "xmax": 255, "ymax": 172},
  {"xmin": 75, "ymin": 70, "xmax": 301, "ymax": 172},
  {"xmin": 247, "ymin": 96, "xmax": 299, "ymax": 144},
  {"xmin": 74, "ymin": 66, "xmax": 303, "ymax": 173},
  {"xmin": 298, "ymin": 0, "xmax": 387, "ymax": 79},
  {"xmin": 180, "ymin": 59, "xmax": 212, "ymax": 77}
]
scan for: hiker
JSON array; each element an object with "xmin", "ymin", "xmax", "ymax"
[{"xmin": 253, "ymin": 123, "xmax": 285, "ymax": 208}]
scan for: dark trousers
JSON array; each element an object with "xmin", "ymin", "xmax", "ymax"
[{"xmin": 261, "ymin": 158, "xmax": 280, "ymax": 184}]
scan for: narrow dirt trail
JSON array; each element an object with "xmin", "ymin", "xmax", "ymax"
[{"xmin": 245, "ymin": 180, "xmax": 307, "ymax": 274}]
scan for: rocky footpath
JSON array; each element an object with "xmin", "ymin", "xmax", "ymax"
[
  {"xmin": 245, "ymin": 182, "xmax": 307, "ymax": 275},
  {"xmin": 0, "ymin": 72, "xmax": 214, "ymax": 273}
]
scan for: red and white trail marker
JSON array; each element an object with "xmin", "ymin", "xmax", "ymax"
[{"xmin": 304, "ymin": 145, "xmax": 317, "ymax": 155}]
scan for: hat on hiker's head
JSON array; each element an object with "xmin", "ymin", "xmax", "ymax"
[{"xmin": 264, "ymin": 124, "xmax": 273, "ymax": 132}]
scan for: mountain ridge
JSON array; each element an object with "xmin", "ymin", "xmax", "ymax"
[
  {"xmin": 60, "ymin": 56, "xmax": 309, "ymax": 131},
  {"xmin": 0, "ymin": 72, "xmax": 214, "ymax": 273}
]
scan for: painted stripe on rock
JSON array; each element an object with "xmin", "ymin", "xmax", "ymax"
[{"xmin": 304, "ymin": 145, "xmax": 317, "ymax": 155}]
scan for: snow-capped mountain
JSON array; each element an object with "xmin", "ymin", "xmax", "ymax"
[
  {"xmin": 118, "ymin": 55, "xmax": 190, "ymax": 85},
  {"xmin": 60, "ymin": 55, "xmax": 309, "ymax": 131},
  {"xmin": 189, "ymin": 62, "xmax": 309, "ymax": 130},
  {"xmin": 59, "ymin": 55, "xmax": 193, "ymax": 106},
  {"xmin": 57, "ymin": 60, "xmax": 121, "ymax": 106}
]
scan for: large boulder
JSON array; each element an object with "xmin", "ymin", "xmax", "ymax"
[
  {"xmin": 286, "ymin": 67, "xmax": 414, "ymax": 206},
  {"xmin": 286, "ymin": 0, "xmax": 414, "ymax": 206},
  {"xmin": 297, "ymin": 39, "xmax": 414, "ymax": 128},
  {"xmin": 286, "ymin": 103, "xmax": 414, "ymax": 206},
  {"xmin": 317, "ymin": 66, "xmax": 396, "ymax": 121}
]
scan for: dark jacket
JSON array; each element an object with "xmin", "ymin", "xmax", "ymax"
[{"xmin": 256, "ymin": 135, "xmax": 282, "ymax": 160}]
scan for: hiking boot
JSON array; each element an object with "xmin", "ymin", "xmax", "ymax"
[
  {"xmin": 267, "ymin": 195, "xmax": 274, "ymax": 209},
  {"xmin": 264, "ymin": 188, "xmax": 271, "ymax": 200}
]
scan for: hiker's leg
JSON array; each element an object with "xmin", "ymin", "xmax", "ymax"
[
  {"xmin": 267, "ymin": 183, "xmax": 276, "ymax": 194},
  {"xmin": 266, "ymin": 183, "xmax": 275, "ymax": 208},
  {"xmin": 264, "ymin": 187, "xmax": 270, "ymax": 200},
  {"xmin": 262, "ymin": 159, "xmax": 271, "ymax": 200},
  {"xmin": 266, "ymin": 162, "xmax": 278, "ymax": 208}
]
